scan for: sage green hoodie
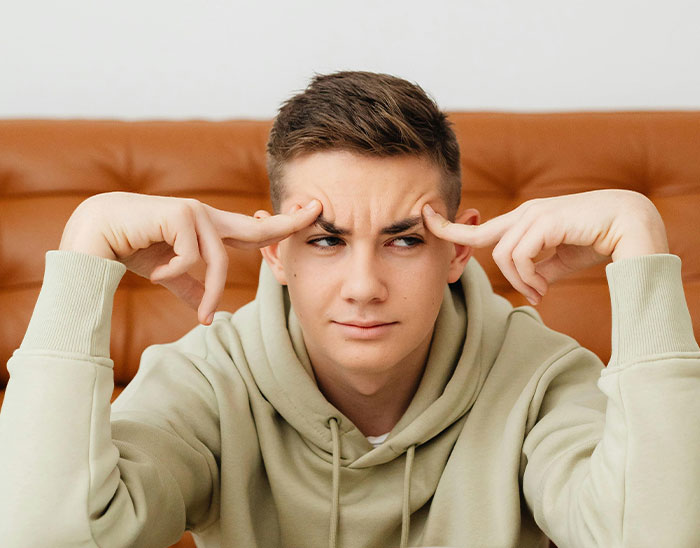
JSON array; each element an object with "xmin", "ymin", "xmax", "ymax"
[{"xmin": 1, "ymin": 251, "xmax": 699, "ymax": 547}]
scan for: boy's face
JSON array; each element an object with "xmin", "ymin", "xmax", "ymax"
[{"xmin": 261, "ymin": 150, "xmax": 477, "ymax": 378}]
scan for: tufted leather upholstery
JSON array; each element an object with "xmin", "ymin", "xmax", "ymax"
[{"xmin": 1, "ymin": 113, "xmax": 699, "ymax": 548}]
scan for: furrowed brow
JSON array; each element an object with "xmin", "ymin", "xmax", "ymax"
[
  {"xmin": 313, "ymin": 215, "xmax": 424, "ymax": 236},
  {"xmin": 314, "ymin": 216, "xmax": 349, "ymax": 235},
  {"xmin": 380, "ymin": 216, "xmax": 423, "ymax": 235}
]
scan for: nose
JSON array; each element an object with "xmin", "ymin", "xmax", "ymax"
[{"xmin": 339, "ymin": 245, "xmax": 388, "ymax": 304}]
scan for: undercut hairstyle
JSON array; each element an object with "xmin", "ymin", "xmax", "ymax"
[{"xmin": 266, "ymin": 71, "xmax": 462, "ymax": 220}]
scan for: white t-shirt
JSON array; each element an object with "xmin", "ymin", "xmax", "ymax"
[{"xmin": 366, "ymin": 432, "xmax": 390, "ymax": 448}]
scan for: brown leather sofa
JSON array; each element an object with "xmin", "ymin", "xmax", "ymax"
[{"xmin": 1, "ymin": 113, "xmax": 699, "ymax": 548}]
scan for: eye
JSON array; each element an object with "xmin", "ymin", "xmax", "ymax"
[
  {"xmin": 307, "ymin": 236, "xmax": 345, "ymax": 249},
  {"xmin": 389, "ymin": 236, "xmax": 424, "ymax": 248}
]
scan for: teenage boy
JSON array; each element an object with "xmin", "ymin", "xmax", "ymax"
[{"xmin": 1, "ymin": 71, "xmax": 698, "ymax": 548}]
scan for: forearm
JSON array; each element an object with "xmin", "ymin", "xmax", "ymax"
[
  {"xmin": 598, "ymin": 254, "xmax": 700, "ymax": 545},
  {"xmin": 0, "ymin": 251, "xmax": 125, "ymax": 545},
  {"xmin": 0, "ymin": 251, "xmax": 199, "ymax": 548},
  {"xmin": 525, "ymin": 254, "xmax": 700, "ymax": 547}
]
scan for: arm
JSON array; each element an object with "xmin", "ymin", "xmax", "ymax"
[
  {"xmin": 0, "ymin": 251, "xmax": 219, "ymax": 547},
  {"xmin": 522, "ymin": 253, "xmax": 700, "ymax": 546},
  {"xmin": 422, "ymin": 190, "xmax": 700, "ymax": 546},
  {"xmin": 0, "ymin": 192, "xmax": 322, "ymax": 547}
]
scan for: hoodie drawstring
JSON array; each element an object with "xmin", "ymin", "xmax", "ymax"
[
  {"xmin": 400, "ymin": 444, "xmax": 416, "ymax": 548},
  {"xmin": 329, "ymin": 418, "xmax": 341, "ymax": 548},
  {"xmin": 327, "ymin": 418, "xmax": 417, "ymax": 548}
]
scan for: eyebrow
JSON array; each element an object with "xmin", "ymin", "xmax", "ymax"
[{"xmin": 313, "ymin": 214, "xmax": 423, "ymax": 236}]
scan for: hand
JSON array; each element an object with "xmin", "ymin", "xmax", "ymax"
[
  {"xmin": 422, "ymin": 189, "xmax": 669, "ymax": 305},
  {"xmin": 59, "ymin": 191, "xmax": 322, "ymax": 324}
]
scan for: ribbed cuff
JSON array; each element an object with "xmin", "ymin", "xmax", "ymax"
[
  {"xmin": 606, "ymin": 253, "xmax": 699, "ymax": 367},
  {"xmin": 19, "ymin": 250, "xmax": 127, "ymax": 359}
]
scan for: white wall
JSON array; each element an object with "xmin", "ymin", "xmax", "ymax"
[{"xmin": 2, "ymin": 0, "xmax": 699, "ymax": 120}]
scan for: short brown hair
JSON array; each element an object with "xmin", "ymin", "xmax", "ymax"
[{"xmin": 266, "ymin": 71, "xmax": 462, "ymax": 220}]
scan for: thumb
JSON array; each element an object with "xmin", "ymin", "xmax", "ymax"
[
  {"xmin": 155, "ymin": 272, "xmax": 205, "ymax": 312},
  {"xmin": 534, "ymin": 245, "xmax": 607, "ymax": 284}
]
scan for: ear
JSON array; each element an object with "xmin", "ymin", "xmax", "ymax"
[
  {"xmin": 255, "ymin": 210, "xmax": 289, "ymax": 286},
  {"xmin": 446, "ymin": 208, "xmax": 480, "ymax": 283}
]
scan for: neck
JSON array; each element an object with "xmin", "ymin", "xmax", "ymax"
[{"xmin": 310, "ymin": 332, "xmax": 433, "ymax": 437}]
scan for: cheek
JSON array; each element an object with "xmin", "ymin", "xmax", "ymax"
[
  {"xmin": 403, "ymin": 241, "xmax": 453, "ymax": 282},
  {"xmin": 281, "ymin": 239, "xmax": 322, "ymax": 281},
  {"xmin": 280, "ymin": 241, "xmax": 332, "ymax": 318},
  {"xmin": 389, "ymin": 251, "xmax": 451, "ymax": 306}
]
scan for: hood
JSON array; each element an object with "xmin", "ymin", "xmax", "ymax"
[{"xmin": 241, "ymin": 257, "xmax": 514, "ymax": 469}]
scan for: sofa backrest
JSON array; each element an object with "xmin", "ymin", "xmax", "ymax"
[{"xmin": 2, "ymin": 113, "xmax": 699, "ymax": 401}]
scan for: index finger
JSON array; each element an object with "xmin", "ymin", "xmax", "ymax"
[
  {"xmin": 205, "ymin": 200, "xmax": 322, "ymax": 246},
  {"xmin": 421, "ymin": 204, "xmax": 514, "ymax": 247}
]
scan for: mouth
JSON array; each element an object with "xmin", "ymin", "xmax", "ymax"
[
  {"xmin": 331, "ymin": 321, "xmax": 398, "ymax": 339},
  {"xmin": 335, "ymin": 321, "xmax": 396, "ymax": 328}
]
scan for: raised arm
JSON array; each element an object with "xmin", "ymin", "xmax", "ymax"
[
  {"xmin": 423, "ymin": 189, "xmax": 700, "ymax": 546},
  {"xmin": 0, "ymin": 192, "xmax": 322, "ymax": 547}
]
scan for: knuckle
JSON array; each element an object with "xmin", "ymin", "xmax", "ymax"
[
  {"xmin": 511, "ymin": 246, "xmax": 529, "ymax": 264},
  {"xmin": 521, "ymin": 207, "xmax": 540, "ymax": 225},
  {"xmin": 492, "ymin": 254, "xmax": 511, "ymax": 276},
  {"xmin": 635, "ymin": 192, "xmax": 658, "ymax": 212},
  {"xmin": 183, "ymin": 197, "xmax": 201, "ymax": 207},
  {"xmin": 183, "ymin": 197, "xmax": 203, "ymax": 211},
  {"xmin": 492, "ymin": 244, "xmax": 509, "ymax": 262},
  {"xmin": 175, "ymin": 201, "xmax": 197, "ymax": 221},
  {"xmin": 178, "ymin": 253, "xmax": 200, "ymax": 270}
]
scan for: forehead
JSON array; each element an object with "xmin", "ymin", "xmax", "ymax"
[{"xmin": 280, "ymin": 150, "xmax": 445, "ymax": 220}]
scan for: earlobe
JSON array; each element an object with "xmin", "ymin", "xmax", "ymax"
[
  {"xmin": 447, "ymin": 208, "xmax": 480, "ymax": 283},
  {"xmin": 260, "ymin": 243, "xmax": 289, "ymax": 285}
]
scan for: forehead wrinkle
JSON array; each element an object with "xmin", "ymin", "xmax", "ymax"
[
  {"xmin": 313, "ymin": 214, "xmax": 424, "ymax": 236},
  {"xmin": 381, "ymin": 215, "xmax": 423, "ymax": 235}
]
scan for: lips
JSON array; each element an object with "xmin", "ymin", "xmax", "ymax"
[
  {"xmin": 334, "ymin": 321, "xmax": 396, "ymax": 328},
  {"xmin": 331, "ymin": 320, "xmax": 398, "ymax": 340}
]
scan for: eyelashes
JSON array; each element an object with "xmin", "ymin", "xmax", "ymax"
[{"xmin": 306, "ymin": 235, "xmax": 425, "ymax": 251}]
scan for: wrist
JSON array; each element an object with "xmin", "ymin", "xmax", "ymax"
[
  {"xmin": 59, "ymin": 235, "xmax": 117, "ymax": 260},
  {"xmin": 59, "ymin": 211, "xmax": 117, "ymax": 260},
  {"xmin": 610, "ymin": 206, "xmax": 669, "ymax": 261}
]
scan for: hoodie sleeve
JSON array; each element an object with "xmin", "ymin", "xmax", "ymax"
[
  {"xmin": 522, "ymin": 253, "xmax": 700, "ymax": 548},
  {"xmin": 0, "ymin": 251, "xmax": 220, "ymax": 548}
]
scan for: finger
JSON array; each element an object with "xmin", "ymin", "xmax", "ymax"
[
  {"xmin": 157, "ymin": 272, "xmax": 205, "ymax": 311},
  {"xmin": 222, "ymin": 206, "xmax": 301, "ymax": 249},
  {"xmin": 149, "ymin": 214, "xmax": 202, "ymax": 282},
  {"xmin": 491, "ymin": 221, "xmax": 543, "ymax": 305},
  {"xmin": 422, "ymin": 204, "xmax": 516, "ymax": 248},
  {"xmin": 534, "ymin": 244, "xmax": 607, "ymax": 284},
  {"xmin": 510, "ymin": 224, "xmax": 551, "ymax": 297},
  {"xmin": 206, "ymin": 200, "xmax": 322, "ymax": 247},
  {"xmin": 192, "ymin": 207, "xmax": 229, "ymax": 325},
  {"xmin": 533, "ymin": 254, "xmax": 573, "ymax": 286}
]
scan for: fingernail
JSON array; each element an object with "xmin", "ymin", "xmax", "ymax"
[
  {"xmin": 206, "ymin": 313, "xmax": 214, "ymax": 324},
  {"xmin": 304, "ymin": 199, "xmax": 318, "ymax": 210},
  {"xmin": 423, "ymin": 203, "xmax": 435, "ymax": 215}
]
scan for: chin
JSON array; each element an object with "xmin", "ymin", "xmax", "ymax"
[{"xmin": 329, "ymin": 345, "xmax": 406, "ymax": 375}]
